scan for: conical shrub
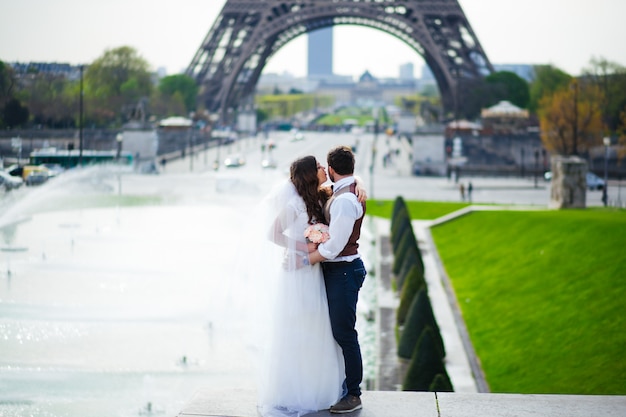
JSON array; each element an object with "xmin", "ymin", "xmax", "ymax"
[
  {"xmin": 402, "ymin": 326, "xmax": 447, "ymax": 391},
  {"xmin": 395, "ymin": 244, "xmax": 424, "ymax": 291},
  {"xmin": 390, "ymin": 207, "xmax": 411, "ymax": 251},
  {"xmin": 391, "ymin": 196, "xmax": 407, "ymax": 225},
  {"xmin": 396, "ymin": 266, "xmax": 426, "ymax": 327},
  {"xmin": 429, "ymin": 373, "xmax": 454, "ymax": 392},
  {"xmin": 392, "ymin": 226, "xmax": 418, "ymax": 275},
  {"xmin": 397, "ymin": 288, "xmax": 445, "ymax": 358},
  {"xmin": 391, "ymin": 228, "xmax": 423, "ymax": 275}
]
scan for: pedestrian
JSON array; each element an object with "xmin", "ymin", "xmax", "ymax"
[
  {"xmin": 468, "ymin": 181, "xmax": 473, "ymax": 202},
  {"xmin": 459, "ymin": 183, "xmax": 465, "ymax": 201}
]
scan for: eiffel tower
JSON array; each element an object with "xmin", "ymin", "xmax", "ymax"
[{"xmin": 187, "ymin": 0, "xmax": 493, "ymax": 124}]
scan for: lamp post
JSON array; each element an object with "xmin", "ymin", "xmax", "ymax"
[
  {"xmin": 602, "ymin": 137, "xmax": 610, "ymax": 207},
  {"xmin": 534, "ymin": 149, "xmax": 539, "ymax": 188},
  {"xmin": 370, "ymin": 107, "xmax": 379, "ymax": 199},
  {"xmin": 214, "ymin": 137, "xmax": 222, "ymax": 171},
  {"xmin": 79, "ymin": 65, "xmax": 84, "ymax": 167},
  {"xmin": 116, "ymin": 133, "xmax": 123, "ymax": 161}
]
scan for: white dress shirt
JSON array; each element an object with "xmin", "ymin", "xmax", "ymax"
[{"xmin": 318, "ymin": 176, "xmax": 364, "ymax": 262}]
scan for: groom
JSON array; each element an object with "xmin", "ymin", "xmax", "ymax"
[{"xmin": 306, "ymin": 145, "xmax": 367, "ymax": 414}]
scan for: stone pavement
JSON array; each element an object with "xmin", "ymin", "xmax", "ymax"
[{"xmin": 177, "ymin": 388, "xmax": 626, "ymax": 417}]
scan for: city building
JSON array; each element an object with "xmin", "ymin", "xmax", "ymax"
[
  {"xmin": 308, "ymin": 27, "xmax": 333, "ymax": 78},
  {"xmin": 314, "ymin": 70, "xmax": 418, "ymax": 107},
  {"xmin": 399, "ymin": 62, "xmax": 415, "ymax": 81},
  {"xmin": 493, "ymin": 64, "xmax": 535, "ymax": 82},
  {"xmin": 9, "ymin": 62, "xmax": 82, "ymax": 81}
]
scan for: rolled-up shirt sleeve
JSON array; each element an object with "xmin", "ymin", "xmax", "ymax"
[{"xmin": 318, "ymin": 194, "xmax": 363, "ymax": 260}]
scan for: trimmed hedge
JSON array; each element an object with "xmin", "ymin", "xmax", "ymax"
[
  {"xmin": 392, "ymin": 225, "xmax": 418, "ymax": 275},
  {"xmin": 429, "ymin": 373, "xmax": 454, "ymax": 392},
  {"xmin": 396, "ymin": 265, "xmax": 426, "ymax": 326},
  {"xmin": 390, "ymin": 197, "xmax": 451, "ymax": 392},
  {"xmin": 402, "ymin": 326, "xmax": 447, "ymax": 391},
  {"xmin": 391, "ymin": 196, "xmax": 407, "ymax": 224},
  {"xmin": 390, "ymin": 208, "xmax": 412, "ymax": 250},
  {"xmin": 398, "ymin": 288, "xmax": 445, "ymax": 359},
  {"xmin": 395, "ymin": 244, "xmax": 424, "ymax": 291}
]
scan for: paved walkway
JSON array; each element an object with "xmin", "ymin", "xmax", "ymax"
[{"xmin": 177, "ymin": 388, "xmax": 626, "ymax": 417}]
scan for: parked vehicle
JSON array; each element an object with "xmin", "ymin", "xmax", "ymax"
[
  {"xmin": 261, "ymin": 157, "xmax": 277, "ymax": 169},
  {"xmin": 0, "ymin": 171, "xmax": 24, "ymax": 191},
  {"xmin": 22, "ymin": 165, "xmax": 50, "ymax": 181},
  {"xmin": 25, "ymin": 171, "xmax": 49, "ymax": 186},
  {"xmin": 41, "ymin": 163, "xmax": 65, "ymax": 177},
  {"xmin": 586, "ymin": 172, "xmax": 605, "ymax": 190},
  {"xmin": 224, "ymin": 154, "xmax": 246, "ymax": 168},
  {"xmin": 543, "ymin": 171, "xmax": 605, "ymax": 190},
  {"xmin": 290, "ymin": 128, "xmax": 305, "ymax": 141}
]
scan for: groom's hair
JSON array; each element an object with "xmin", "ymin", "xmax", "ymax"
[{"xmin": 327, "ymin": 145, "xmax": 354, "ymax": 175}]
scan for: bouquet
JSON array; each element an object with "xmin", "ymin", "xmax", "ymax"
[{"xmin": 304, "ymin": 223, "xmax": 330, "ymax": 243}]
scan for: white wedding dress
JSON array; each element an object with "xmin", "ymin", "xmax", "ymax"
[{"xmin": 255, "ymin": 181, "xmax": 345, "ymax": 417}]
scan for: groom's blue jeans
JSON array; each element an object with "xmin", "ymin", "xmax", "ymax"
[{"xmin": 322, "ymin": 258, "xmax": 366, "ymax": 398}]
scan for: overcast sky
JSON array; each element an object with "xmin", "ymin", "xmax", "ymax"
[{"xmin": 1, "ymin": 0, "xmax": 624, "ymax": 79}]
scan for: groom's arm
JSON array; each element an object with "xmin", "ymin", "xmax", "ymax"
[
  {"xmin": 307, "ymin": 198, "xmax": 358, "ymax": 265},
  {"xmin": 307, "ymin": 248, "xmax": 327, "ymax": 266}
]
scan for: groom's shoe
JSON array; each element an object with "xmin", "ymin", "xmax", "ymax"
[{"xmin": 330, "ymin": 395, "xmax": 362, "ymax": 413}]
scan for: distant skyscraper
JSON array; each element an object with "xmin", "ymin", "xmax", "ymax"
[
  {"xmin": 308, "ymin": 27, "xmax": 333, "ymax": 76},
  {"xmin": 399, "ymin": 63, "xmax": 414, "ymax": 80}
]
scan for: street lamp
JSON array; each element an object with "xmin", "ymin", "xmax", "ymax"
[
  {"xmin": 370, "ymin": 107, "xmax": 379, "ymax": 199},
  {"xmin": 116, "ymin": 133, "xmax": 123, "ymax": 161},
  {"xmin": 534, "ymin": 149, "xmax": 539, "ymax": 188},
  {"xmin": 602, "ymin": 137, "xmax": 610, "ymax": 206}
]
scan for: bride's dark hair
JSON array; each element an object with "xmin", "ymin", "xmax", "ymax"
[{"xmin": 290, "ymin": 156, "xmax": 330, "ymax": 224}]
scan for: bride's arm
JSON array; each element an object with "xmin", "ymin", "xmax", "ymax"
[
  {"xmin": 269, "ymin": 207, "xmax": 308, "ymax": 252},
  {"xmin": 354, "ymin": 176, "xmax": 367, "ymax": 203}
]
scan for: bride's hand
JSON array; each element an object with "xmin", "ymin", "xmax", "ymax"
[{"xmin": 355, "ymin": 176, "xmax": 367, "ymax": 203}]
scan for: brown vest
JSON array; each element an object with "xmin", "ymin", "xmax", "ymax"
[{"xmin": 324, "ymin": 182, "xmax": 366, "ymax": 257}]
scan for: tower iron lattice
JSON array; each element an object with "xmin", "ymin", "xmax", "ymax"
[{"xmin": 187, "ymin": 0, "xmax": 494, "ymax": 124}]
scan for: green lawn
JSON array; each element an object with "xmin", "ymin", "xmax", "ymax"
[
  {"xmin": 367, "ymin": 200, "xmax": 469, "ymax": 220},
  {"xmin": 370, "ymin": 201, "xmax": 626, "ymax": 394},
  {"xmin": 48, "ymin": 195, "xmax": 621, "ymax": 394}
]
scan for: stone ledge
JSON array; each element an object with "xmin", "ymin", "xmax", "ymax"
[{"xmin": 176, "ymin": 389, "xmax": 626, "ymax": 417}]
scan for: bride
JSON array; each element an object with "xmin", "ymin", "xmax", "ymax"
[{"xmin": 254, "ymin": 155, "xmax": 364, "ymax": 417}]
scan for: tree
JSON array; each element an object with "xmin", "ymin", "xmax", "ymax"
[
  {"xmin": 85, "ymin": 46, "xmax": 153, "ymax": 125},
  {"xmin": 2, "ymin": 97, "xmax": 30, "ymax": 128},
  {"xmin": 618, "ymin": 110, "xmax": 626, "ymax": 162},
  {"xmin": 484, "ymin": 71, "xmax": 530, "ymax": 109},
  {"xmin": 582, "ymin": 57, "xmax": 626, "ymax": 134},
  {"xmin": 539, "ymin": 79, "xmax": 604, "ymax": 156},
  {"xmin": 150, "ymin": 88, "xmax": 186, "ymax": 119},
  {"xmin": 24, "ymin": 72, "xmax": 76, "ymax": 128},
  {"xmin": 0, "ymin": 60, "xmax": 16, "ymax": 127},
  {"xmin": 157, "ymin": 74, "xmax": 198, "ymax": 114},
  {"xmin": 529, "ymin": 65, "xmax": 572, "ymax": 113},
  {"xmin": 0, "ymin": 60, "xmax": 15, "ymax": 106}
]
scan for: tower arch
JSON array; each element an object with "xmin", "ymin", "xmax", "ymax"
[{"xmin": 186, "ymin": 0, "xmax": 493, "ymax": 124}]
